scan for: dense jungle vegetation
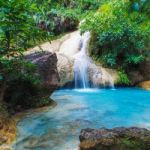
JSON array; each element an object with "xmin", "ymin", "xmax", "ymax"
[
  {"xmin": 0, "ymin": 0, "xmax": 150, "ymax": 116},
  {"xmin": 81, "ymin": 0, "xmax": 150, "ymax": 68}
]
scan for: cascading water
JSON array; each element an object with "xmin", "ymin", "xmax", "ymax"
[
  {"xmin": 74, "ymin": 32, "xmax": 91, "ymax": 89},
  {"xmin": 73, "ymin": 31, "xmax": 115, "ymax": 89}
]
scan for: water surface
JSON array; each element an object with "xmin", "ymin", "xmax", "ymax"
[{"xmin": 13, "ymin": 88, "xmax": 150, "ymax": 150}]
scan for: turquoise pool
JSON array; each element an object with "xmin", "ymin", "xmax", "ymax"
[{"xmin": 13, "ymin": 88, "xmax": 150, "ymax": 150}]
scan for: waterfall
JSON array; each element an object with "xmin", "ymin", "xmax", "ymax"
[
  {"xmin": 74, "ymin": 32, "xmax": 91, "ymax": 89},
  {"xmin": 73, "ymin": 31, "xmax": 115, "ymax": 89}
]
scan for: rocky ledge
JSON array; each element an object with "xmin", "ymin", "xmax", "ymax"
[
  {"xmin": 79, "ymin": 127, "xmax": 150, "ymax": 150},
  {"xmin": 0, "ymin": 117, "xmax": 16, "ymax": 150},
  {"xmin": 138, "ymin": 81, "xmax": 150, "ymax": 90}
]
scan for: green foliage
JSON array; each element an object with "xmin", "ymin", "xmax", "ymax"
[
  {"xmin": 0, "ymin": 57, "xmax": 40, "ymax": 85},
  {"xmin": 0, "ymin": 0, "xmax": 105, "ymax": 113},
  {"xmin": 1, "ymin": 0, "xmax": 149, "ymax": 112},
  {"xmin": 81, "ymin": 0, "xmax": 150, "ymax": 68},
  {"xmin": 119, "ymin": 137, "xmax": 147, "ymax": 150},
  {"xmin": 0, "ymin": 0, "xmax": 51, "ymax": 55},
  {"xmin": 37, "ymin": 8, "xmax": 79, "ymax": 35},
  {"xmin": 34, "ymin": 0, "xmax": 105, "ymax": 35},
  {"xmin": 117, "ymin": 70, "xmax": 130, "ymax": 85},
  {"xmin": 0, "ymin": 1, "xmax": 48, "ymax": 107},
  {"xmin": 0, "ymin": 57, "xmax": 42, "ymax": 110}
]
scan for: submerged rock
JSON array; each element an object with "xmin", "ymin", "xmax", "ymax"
[{"xmin": 79, "ymin": 127, "xmax": 150, "ymax": 150}]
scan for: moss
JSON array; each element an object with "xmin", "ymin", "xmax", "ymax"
[{"xmin": 119, "ymin": 137, "xmax": 147, "ymax": 150}]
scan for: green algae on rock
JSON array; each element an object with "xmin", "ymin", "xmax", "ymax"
[{"xmin": 79, "ymin": 127, "xmax": 150, "ymax": 150}]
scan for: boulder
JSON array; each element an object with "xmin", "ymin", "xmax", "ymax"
[
  {"xmin": 26, "ymin": 51, "xmax": 60, "ymax": 96},
  {"xmin": 88, "ymin": 63, "xmax": 118, "ymax": 87},
  {"xmin": 79, "ymin": 127, "xmax": 150, "ymax": 150},
  {"xmin": 0, "ymin": 117, "xmax": 16, "ymax": 149},
  {"xmin": 127, "ymin": 60, "xmax": 150, "ymax": 85},
  {"xmin": 138, "ymin": 81, "xmax": 150, "ymax": 90}
]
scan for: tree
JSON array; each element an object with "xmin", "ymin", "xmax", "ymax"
[{"xmin": 0, "ymin": 0, "xmax": 45, "ymax": 103}]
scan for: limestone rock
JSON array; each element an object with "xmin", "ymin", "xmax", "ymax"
[
  {"xmin": 26, "ymin": 34, "xmax": 70, "ymax": 53},
  {"xmin": 0, "ymin": 117, "xmax": 16, "ymax": 150},
  {"xmin": 79, "ymin": 127, "xmax": 150, "ymax": 150},
  {"xmin": 138, "ymin": 81, "xmax": 150, "ymax": 90},
  {"xmin": 88, "ymin": 63, "xmax": 118, "ymax": 87},
  {"xmin": 26, "ymin": 31, "xmax": 82, "ymax": 87},
  {"xmin": 57, "ymin": 53, "xmax": 74, "ymax": 86},
  {"xmin": 59, "ymin": 31, "xmax": 81, "ymax": 57}
]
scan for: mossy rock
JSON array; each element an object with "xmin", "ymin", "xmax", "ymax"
[{"xmin": 79, "ymin": 127, "xmax": 150, "ymax": 150}]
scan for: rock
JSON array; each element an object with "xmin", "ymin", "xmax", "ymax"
[
  {"xmin": 105, "ymin": 68, "xmax": 119, "ymax": 84},
  {"xmin": 0, "ymin": 117, "xmax": 16, "ymax": 149},
  {"xmin": 25, "ymin": 31, "xmax": 119, "ymax": 88},
  {"xmin": 88, "ymin": 63, "xmax": 118, "ymax": 87},
  {"xmin": 26, "ymin": 33, "xmax": 70, "ymax": 53},
  {"xmin": 139, "ymin": 60, "xmax": 150, "ymax": 80},
  {"xmin": 79, "ymin": 127, "xmax": 150, "ymax": 150},
  {"xmin": 56, "ymin": 31, "xmax": 82, "ymax": 86},
  {"xmin": 26, "ymin": 51, "xmax": 60, "ymax": 96},
  {"xmin": 127, "ymin": 60, "xmax": 150, "ymax": 85},
  {"xmin": 59, "ymin": 31, "xmax": 81, "ymax": 57},
  {"xmin": 0, "ymin": 137, "xmax": 7, "ymax": 144},
  {"xmin": 0, "ymin": 121, "xmax": 3, "ymax": 129},
  {"xmin": 127, "ymin": 70, "xmax": 144, "ymax": 85},
  {"xmin": 138, "ymin": 81, "xmax": 150, "ymax": 90},
  {"xmin": 26, "ymin": 31, "xmax": 82, "ymax": 87},
  {"xmin": 57, "ymin": 53, "xmax": 74, "ymax": 86}
]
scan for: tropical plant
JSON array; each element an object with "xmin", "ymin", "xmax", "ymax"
[
  {"xmin": 81, "ymin": 0, "xmax": 150, "ymax": 68},
  {"xmin": 0, "ymin": 0, "xmax": 45, "ymax": 108},
  {"xmin": 117, "ymin": 70, "xmax": 130, "ymax": 85}
]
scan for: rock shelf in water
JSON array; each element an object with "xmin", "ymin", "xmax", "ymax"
[{"xmin": 79, "ymin": 127, "xmax": 150, "ymax": 150}]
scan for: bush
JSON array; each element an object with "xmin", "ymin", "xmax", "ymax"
[
  {"xmin": 117, "ymin": 70, "xmax": 130, "ymax": 85},
  {"xmin": 0, "ymin": 0, "xmax": 52, "ymax": 113},
  {"xmin": 80, "ymin": 0, "xmax": 150, "ymax": 68}
]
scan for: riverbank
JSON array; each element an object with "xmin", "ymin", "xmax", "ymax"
[
  {"xmin": 0, "ymin": 99, "xmax": 56, "ymax": 150},
  {"xmin": 0, "ymin": 117, "xmax": 16, "ymax": 150}
]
